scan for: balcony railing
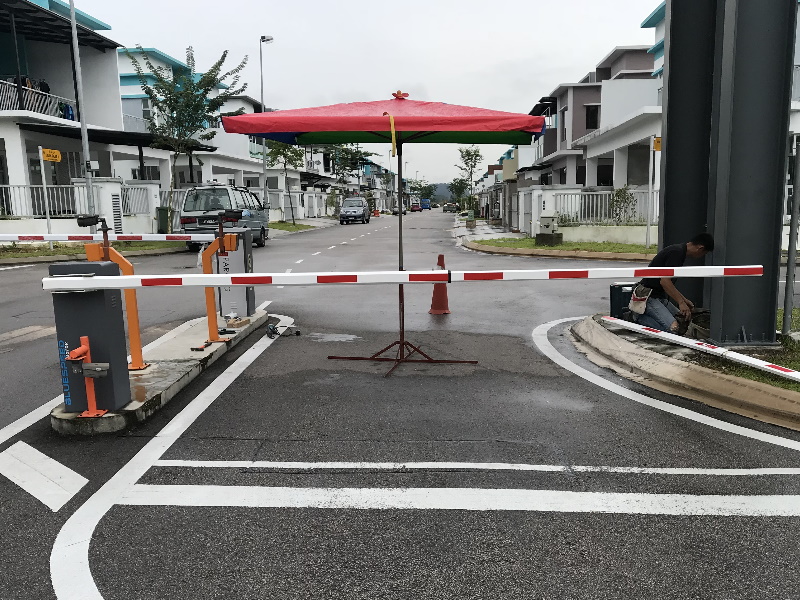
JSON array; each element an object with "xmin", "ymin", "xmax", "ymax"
[
  {"xmin": 123, "ymin": 113, "xmax": 149, "ymax": 133},
  {"xmin": 0, "ymin": 80, "xmax": 76, "ymax": 119}
]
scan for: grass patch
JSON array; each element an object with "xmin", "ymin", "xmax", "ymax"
[
  {"xmin": 269, "ymin": 221, "xmax": 315, "ymax": 232},
  {"xmin": 0, "ymin": 241, "xmax": 186, "ymax": 259},
  {"xmin": 474, "ymin": 237, "xmax": 654, "ymax": 254}
]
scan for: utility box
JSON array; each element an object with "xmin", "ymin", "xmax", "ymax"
[
  {"xmin": 536, "ymin": 211, "xmax": 563, "ymax": 245},
  {"xmin": 215, "ymin": 227, "xmax": 255, "ymax": 317},
  {"xmin": 156, "ymin": 206, "xmax": 172, "ymax": 234},
  {"xmin": 49, "ymin": 262, "xmax": 131, "ymax": 413},
  {"xmin": 609, "ymin": 282, "xmax": 637, "ymax": 319}
]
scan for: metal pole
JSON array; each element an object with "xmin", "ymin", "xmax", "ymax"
[
  {"xmin": 646, "ymin": 135, "xmax": 654, "ymax": 249},
  {"xmin": 398, "ymin": 143, "xmax": 404, "ymax": 271},
  {"xmin": 68, "ymin": 0, "xmax": 95, "ymax": 222},
  {"xmin": 38, "ymin": 147, "xmax": 53, "ymax": 250},
  {"xmin": 782, "ymin": 136, "xmax": 800, "ymax": 335},
  {"xmin": 260, "ymin": 39, "xmax": 268, "ymax": 209},
  {"xmin": 9, "ymin": 10, "xmax": 25, "ymax": 111}
]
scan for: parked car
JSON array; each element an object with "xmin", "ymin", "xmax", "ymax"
[
  {"xmin": 392, "ymin": 204, "xmax": 407, "ymax": 215},
  {"xmin": 340, "ymin": 197, "xmax": 371, "ymax": 224},
  {"xmin": 431, "ymin": 202, "xmax": 440, "ymax": 208},
  {"xmin": 180, "ymin": 184, "xmax": 268, "ymax": 251},
  {"xmin": 420, "ymin": 198, "xmax": 431, "ymax": 210},
  {"xmin": 443, "ymin": 203, "xmax": 459, "ymax": 213},
  {"xmin": 410, "ymin": 201, "xmax": 423, "ymax": 212}
]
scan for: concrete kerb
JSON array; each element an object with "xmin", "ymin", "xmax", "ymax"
[
  {"xmin": 50, "ymin": 310, "xmax": 272, "ymax": 435},
  {"xmin": 462, "ymin": 239, "xmax": 656, "ymax": 262},
  {"xmin": 0, "ymin": 247, "xmax": 189, "ymax": 266},
  {"xmin": 570, "ymin": 315, "xmax": 800, "ymax": 432}
]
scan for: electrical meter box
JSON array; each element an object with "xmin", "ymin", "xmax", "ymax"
[
  {"xmin": 215, "ymin": 227, "xmax": 255, "ymax": 317},
  {"xmin": 49, "ymin": 262, "xmax": 131, "ymax": 413},
  {"xmin": 539, "ymin": 210, "xmax": 559, "ymax": 233}
]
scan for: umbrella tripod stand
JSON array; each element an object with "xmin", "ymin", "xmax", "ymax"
[{"xmin": 327, "ymin": 283, "xmax": 478, "ymax": 376}]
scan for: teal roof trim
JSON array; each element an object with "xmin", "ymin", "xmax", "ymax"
[
  {"xmin": 652, "ymin": 66, "xmax": 664, "ymax": 77},
  {"xmin": 121, "ymin": 94, "xmax": 150, "ymax": 99},
  {"xmin": 648, "ymin": 39, "xmax": 664, "ymax": 54},
  {"xmin": 641, "ymin": 1, "xmax": 666, "ymax": 28},
  {"xmin": 28, "ymin": 0, "xmax": 111, "ymax": 30},
  {"xmin": 119, "ymin": 48, "xmax": 189, "ymax": 72}
]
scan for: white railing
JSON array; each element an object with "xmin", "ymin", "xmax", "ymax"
[
  {"xmin": 554, "ymin": 190, "xmax": 659, "ymax": 226},
  {"xmin": 121, "ymin": 186, "xmax": 150, "ymax": 215},
  {"xmin": 122, "ymin": 113, "xmax": 149, "ymax": 133},
  {"xmin": 160, "ymin": 189, "xmax": 188, "ymax": 232},
  {"xmin": 0, "ymin": 185, "xmax": 97, "ymax": 218},
  {"xmin": 0, "ymin": 80, "xmax": 76, "ymax": 119}
]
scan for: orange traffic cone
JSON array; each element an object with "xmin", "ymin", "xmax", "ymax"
[{"xmin": 429, "ymin": 254, "xmax": 451, "ymax": 314}]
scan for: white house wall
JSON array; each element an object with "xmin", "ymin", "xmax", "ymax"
[
  {"xmin": 584, "ymin": 112, "xmax": 661, "ymax": 159},
  {"xmin": 78, "ymin": 48, "xmax": 123, "ymax": 129},
  {"xmin": 600, "ymin": 79, "xmax": 659, "ymax": 127}
]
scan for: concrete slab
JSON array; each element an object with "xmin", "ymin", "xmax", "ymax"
[{"xmin": 50, "ymin": 309, "xmax": 270, "ymax": 435}]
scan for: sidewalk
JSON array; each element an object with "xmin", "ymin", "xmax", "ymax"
[{"xmin": 267, "ymin": 217, "xmax": 339, "ymax": 238}]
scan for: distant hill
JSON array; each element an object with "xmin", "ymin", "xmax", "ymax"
[{"xmin": 433, "ymin": 183, "xmax": 451, "ymax": 201}]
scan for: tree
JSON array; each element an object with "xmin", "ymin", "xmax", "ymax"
[
  {"xmin": 325, "ymin": 144, "xmax": 377, "ymax": 199},
  {"xmin": 379, "ymin": 171, "xmax": 395, "ymax": 208},
  {"xmin": 455, "ymin": 145, "xmax": 483, "ymax": 207},
  {"xmin": 265, "ymin": 141, "xmax": 305, "ymax": 225},
  {"xmin": 447, "ymin": 177, "xmax": 469, "ymax": 208},
  {"xmin": 127, "ymin": 45, "xmax": 248, "ymax": 202},
  {"xmin": 363, "ymin": 190, "xmax": 376, "ymax": 213},
  {"xmin": 410, "ymin": 180, "xmax": 437, "ymax": 201}
]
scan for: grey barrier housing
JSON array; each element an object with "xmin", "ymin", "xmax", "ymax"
[
  {"xmin": 50, "ymin": 261, "xmax": 131, "ymax": 413},
  {"xmin": 215, "ymin": 227, "xmax": 255, "ymax": 318}
]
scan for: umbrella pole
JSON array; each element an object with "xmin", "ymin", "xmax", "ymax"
[{"xmin": 328, "ymin": 141, "xmax": 476, "ymax": 374}]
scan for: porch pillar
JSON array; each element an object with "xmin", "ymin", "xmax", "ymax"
[
  {"xmin": 585, "ymin": 157, "xmax": 598, "ymax": 187},
  {"xmin": 233, "ymin": 170, "xmax": 244, "ymax": 186},
  {"xmin": 613, "ymin": 148, "xmax": 628, "ymax": 189},
  {"xmin": 9, "ymin": 10, "xmax": 25, "ymax": 111},
  {"xmin": 200, "ymin": 158, "xmax": 214, "ymax": 184},
  {"xmin": 565, "ymin": 155, "xmax": 578, "ymax": 186}
]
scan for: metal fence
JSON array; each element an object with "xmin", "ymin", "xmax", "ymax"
[
  {"xmin": 160, "ymin": 189, "xmax": 188, "ymax": 232},
  {"xmin": 0, "ymin": 80, "xmax": 75, "ymax": 119},
  {"xmin": 0, "ymin": 185, "xmax": 96, "ymax": 218},
  {"xmin": 121, "ymin": 186, "xmax": 150, "ymax": 215},
  {"xmin": 554, "ymin": 190, "xmax": 659, "ymax": 226}
]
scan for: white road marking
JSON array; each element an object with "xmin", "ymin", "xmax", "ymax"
[
  {"xmin": 0, "ymin": 316, "xmax": 206, "ymax": 448},
  {"xmin": 51, "ymin": 315, "xmax": 295, "ymax": 600},
  {"xmin": 118, "ymin": 484, "xmax": 800, "ymax": 517},
  {"xmin": 360, "ymin": 235, "xmax": 365, "ymax": 237},
  {"xmin": 295, "ymin": 259, "xmax": 304, "ymax": 264},
  {"xmin": 153, "ymin": 459, "xmax": 800, "ymax": 476},
  {"xmin": 312, "ymin": 252, "xmax": 321, "ymax": 256},
  {"xmin": 341, "ymin": 242, "xmax": 348, "ymax": 245},
  {"xmin": 327, "ymin": 246, "xmax": 337, "ymax": 250},
  {"xmin": 0, "ymin": 441, "xmax": 87, "ymax": 512},
  {"xmin": 255, "ymin": 300, "xmax": 272, "ymax": 313},
  {"xmin": 0, "ymin": 264, "xmax": 35, "ymax": 271},
  {"xmin": 532, "ymin": 317, "xmax": 800, "ymax": 453},
  {"xmin": 350, "ymin": 238, "xmax": 357, "ymax": 241},
  {"xmin": 0, "ymin": 325, "xmax": 56, "ymax": 347}
]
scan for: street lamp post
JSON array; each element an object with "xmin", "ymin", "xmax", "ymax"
[{"xmin": 259, "ymin": 36, "xmax": 274, "ymax": 209}]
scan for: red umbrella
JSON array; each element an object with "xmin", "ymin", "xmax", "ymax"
[{"xmin": 222, "ymin": 92, "xmax": 546, "ymax": 374}]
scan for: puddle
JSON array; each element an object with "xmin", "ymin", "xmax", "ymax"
[{"xmin": 306, "ymin": 333, "xmax": 362, "ymax": 343}]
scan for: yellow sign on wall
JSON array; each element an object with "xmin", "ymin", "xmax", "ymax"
[
  {"xmin": 653, "ymin": 137, "xmax": 662, "ymax": 152},
  {"xmin": 41, "ymin": 148, "xmax": 62, "ymax": 162}
]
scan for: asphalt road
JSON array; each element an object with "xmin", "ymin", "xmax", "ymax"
[{"xmin": 3, "ymin": 211, "xmax": 800, "ymax": 599}]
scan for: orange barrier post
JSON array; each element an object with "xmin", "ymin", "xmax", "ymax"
[
  {"xmin": 429, "ymin": 254, "xmax": 451, "ymax": 315},
  {"xmin": 67, "ymin": 336, "xmax": 107, "ymax": 418},
  {"xmin": 196, "ymin": 233, "xmax": 239, "ymax": 349},
  {"xmin": 85, "ymin": 243, "xmax": 149, "ymax": 370}
]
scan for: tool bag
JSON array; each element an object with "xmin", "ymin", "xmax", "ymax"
[{"xmin": 628, "ymin": 284, "xmax": 653, "ymax": 315}]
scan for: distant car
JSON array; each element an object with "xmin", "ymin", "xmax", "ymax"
[
  {"xmin": 392, "ymin": 205, "xmax": 407, "ymax": 215},
  {"xmin": 443, "ymin": 203, "xmax": 459, "ymax": 213},
  {"xmin": 410, "ymin": 201, "xmax": 423, "ymax": 212},
  {"xmin": 340, "ymin": 197, "xmax": 370, "ymax": 224},
  {"xmin": 431, "ymin": 202, "xmax": 440, "ymax": 208},
  {"xmin": 180, "ymin": 184, "xmax": 268, "ymax": 251}
]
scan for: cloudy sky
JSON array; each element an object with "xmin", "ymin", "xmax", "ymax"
[{"xmin": 80, "ymin": 0, "xmax": 660, "ymax": 183}]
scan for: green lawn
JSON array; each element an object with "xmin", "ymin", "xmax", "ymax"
[
  {"xmin": 269, "ymin": 221, "xmax": 315, "ymax": 232},
  {"xmin": 474, "ymin": 237, "xmax": 654, "ymax": 254},
  {"xmin": 0, "ymin": 241, "xmax": 186, "ymax": 259}
]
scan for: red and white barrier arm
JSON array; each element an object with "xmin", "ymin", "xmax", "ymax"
[
  {"xmin": 602, "ymin": 315, "xmax": 800, "ymax": 384},
  {"xmin": 0, "ymin": 233, "xmax": 215, "ymax": 242},
  {"xmin": 41, "ymin": 265, "xmax": 763, "ymax": 292}
]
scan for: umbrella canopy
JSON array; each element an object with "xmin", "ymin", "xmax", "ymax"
[{"xmin": 221, "ymin": 92, "xmax": 546, "ymax": 145}]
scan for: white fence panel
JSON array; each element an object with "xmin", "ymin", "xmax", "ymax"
[
  {"xmin": 555, "ymin": 191, "xmax": 659, "ymax": 226},
  {"xmin": 0, "ymin": 185, "xmax": 95, "ymax": 218},
  {"xmin": 121, "ymin": 186, "xmax": 150, "ymax": 215}
]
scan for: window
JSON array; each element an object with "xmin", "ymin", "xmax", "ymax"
[
  {"xmin": 131, "ymin": 166, "xmax": 160, "ymax": 180},
  {"xmin": 141, "ymin": 98, "xmax": 152, "ymax": 121},
  {"xmin": 585, "ymin": 105, "xmax": 600, "ymax": 130},
  {"xmin": 183, "ymin": 188, "xmax": 232, "ymax": 212},
  {"xmin": 560, "ymin": 109, "xmax": 568, "ymax": 142}
]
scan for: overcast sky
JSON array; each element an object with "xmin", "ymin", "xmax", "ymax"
[{"xmin": 79, "ymin": 0, "xmax": 659, "ymax": 183}]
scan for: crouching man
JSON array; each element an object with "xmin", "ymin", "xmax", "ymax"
[{"xmin": 633, "ymin": 233, "xmax": 714, "ymax": 333}]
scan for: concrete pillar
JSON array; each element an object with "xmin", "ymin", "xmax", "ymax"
[
  {"xmin": 200, "ymin": 158, "xmax": 214, "ymax": 184},
  {"xmin": 565, "ymin": 155, "xmax": 578, "ymax": 186},
  {"xmin": 585, "ymin": 157, "xmax": 598, "ymax": 187},
  {"xmin": 159, "ymin": 157, "xmax": 172, "ymax": 192},
  {"xmin": 613, "ymin": 147, "xmax": 629, "ymax": 189},
  {"xmin": 0, "ymin": 122, "xmax": 30, "ymax": 185},
  {"xmin": 234, "ymin": 170, "xmax": 244, "ymax": 186}
]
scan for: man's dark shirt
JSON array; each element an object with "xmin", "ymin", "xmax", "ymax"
[{"xmin": 640, "ymin": 243, "xmax": 687, "ymax": 298}]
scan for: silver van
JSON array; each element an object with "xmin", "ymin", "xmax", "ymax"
[{"xmin": 180, "ymin": 185, "xmax": 269, "ymax": 250}]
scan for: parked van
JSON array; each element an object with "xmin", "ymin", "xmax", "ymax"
[
  {"xmin": 420, "ymin": 198, "xmax": 431, "ymax": 210},
  {"xmin": 180, "ymin": 185, "xmax": 269, "ymax": 251}
]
